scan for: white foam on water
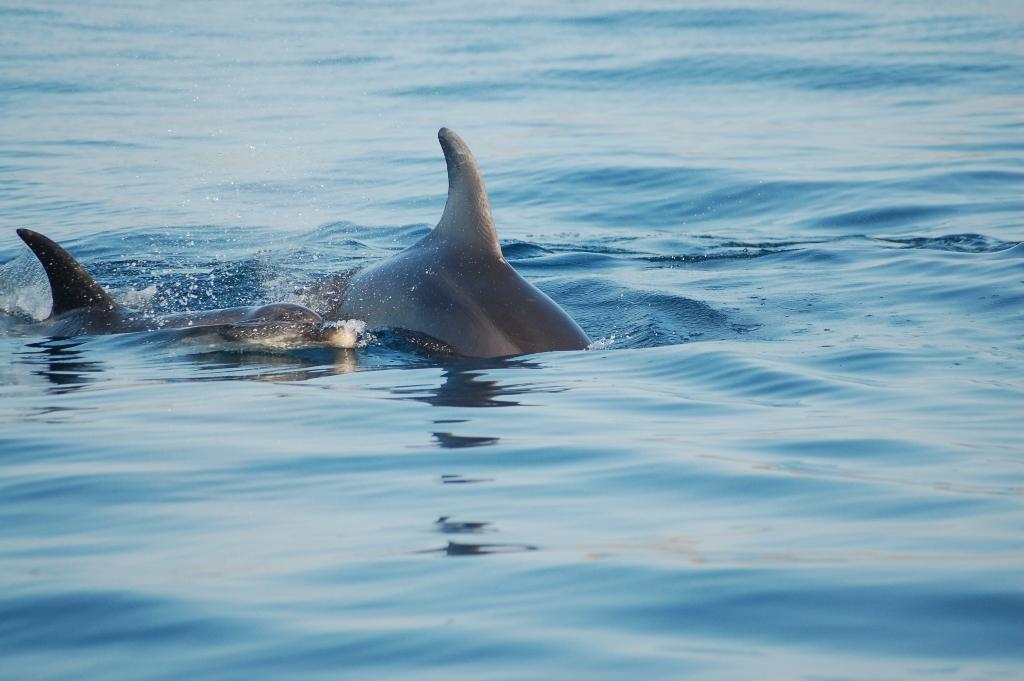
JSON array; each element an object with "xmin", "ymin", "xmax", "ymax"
[
  {"xmin": 320, "ymin": 318, "xmax": 367, "ymax": 349},
  {"xmin": 117, "ymin": 284, "xmax": 159, "ymax": 309},
  {"xmin": 587, "ymin": 336, "xmax": 617, "ymax": 351},
  {"xmin": 0, "ymin": 252, "xmax": 50, "ymax": 320}
]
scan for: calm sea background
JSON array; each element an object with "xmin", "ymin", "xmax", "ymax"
[{"xmin": 2, "ymin": 1, "xmax": 1023, "ymax": 679}]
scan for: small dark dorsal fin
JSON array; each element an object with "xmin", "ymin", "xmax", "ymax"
[
  {"xmin": 432, "ymin": 128, "xmax": 503, "ymax": 260},
  {"xmin": 17, "ymin": 228, "xmax": 117, "ymax": 316}
]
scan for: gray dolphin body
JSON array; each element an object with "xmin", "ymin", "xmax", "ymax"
[
  {"xmin": 332, "ymin": 128, "xmax": 590, "ymax": 357},
  {"xmin": 14, "ymin": 228, "xmax": 347, "ymax": 346}
]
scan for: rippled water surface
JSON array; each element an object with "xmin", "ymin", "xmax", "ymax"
[{"xmin": 2, "ymin": 2, "xmax": 1023, "ymax": 679}]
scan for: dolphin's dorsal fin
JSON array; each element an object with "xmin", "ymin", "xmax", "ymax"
[
  {"xmin": 432, "ymin": 128, "xmax": 503, "ymax": 260},
  {"xmin": 17, "ymin": 228, "xmax": 118, "ymax": 316}
]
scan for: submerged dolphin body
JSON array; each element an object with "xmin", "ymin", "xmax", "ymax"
[
  {"xmin": 332, "ymin": 128, "xmax": 590, "ymax": 357},
  {"xmin": 14, "ymin": 228, "xmax": 350, "ymax": 346}
]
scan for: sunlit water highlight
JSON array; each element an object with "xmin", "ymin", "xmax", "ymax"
[{"xmin": 2, "ymin": 2, "xmax": 1023, "ymax": 679}]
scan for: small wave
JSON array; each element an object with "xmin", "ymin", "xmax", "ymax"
[
  {"xmin": 643, "ymin": 249, "xmax": 789, "ymax": 267},
  {"xmin": 559, "ymin": 8, "xmax": 854, "ymax": 31},
  {"xmin": 0, "ymin": 78, "xmax": 95, "ymax": 95},
  {"xmin": 0, "ymin": 7, "xmax": 61, "ymax": 18},
  {"xmin": 541, "ymin": 54, "xmax": 1012, "ymax": 93},
  {"xmin": 877, "ymin": 233, "xmax": 1017, "ymax": 253},
  {"xmin": 556, "ymin": 278, "xmax": 743, "ymax": 349},
  {"xmin": 301, "ymin": 55, "xmax": 387, "ymax": 67},
  {"xmin": 810, "ymin": 204, "xmax": 957, "ymax": 231},
  {"xmin": 501, "ymin": 241, "xmax": 552, "ymax": 259},
  {"xmin": 0, "ymin": 590, "xmax": 244, "ymax": 649}
]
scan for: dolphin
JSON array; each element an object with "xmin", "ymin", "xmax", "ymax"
[
  {"xmin": 13, "ymin": 228, "xmax": 352, "ymax": 347},
  {"xmin": 11, "ymin": 128, "xmax": 589, "ymax": 357},
  {"xmin": 327, "ymin": 128, "xmax": 590, "ymax": 357}
]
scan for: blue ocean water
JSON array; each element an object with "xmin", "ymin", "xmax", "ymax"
[{"xmin": 1, "ymin": 1, "xmax": 1023, "ymax": 679}]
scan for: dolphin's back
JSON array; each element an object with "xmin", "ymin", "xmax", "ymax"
[
  {"xmin": 339, "ymin": 128, "xmax": 590, "ymax": 357},
  {"xmin": 345, "ymin": 243, "xmax": 587, "ymax": 356}
]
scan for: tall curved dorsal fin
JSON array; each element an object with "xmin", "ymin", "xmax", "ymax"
[
  {"xmin": 17, "ymin": 228, "xmax": 117, "ymax": 316},
  {"xmin": 432, "ymin": 128, "xmax": 503, "ymax": 260}
]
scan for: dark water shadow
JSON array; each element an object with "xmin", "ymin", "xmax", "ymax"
[
  {"xmin": 385, "ymin": 357, "xmax": 570, "ymax": 454},
  {"xmin": 16, "ymin": 338, "xmax": 105, "ymax": 394},
  {"xmin": 432, "ymin": 431, "xmax": 500, "ymax": 449},
  {"xmin": 439, "ymin": 474, "xmax": 495, "ymax": 484},
  {"xmin": 416, "ymin": 541, "xmax": 538, "ymax": 557},
  {"xmin": 387, "ymin": 357, "xmax": 562, "ymax": 408}
]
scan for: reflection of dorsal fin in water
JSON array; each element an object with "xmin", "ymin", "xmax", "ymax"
[{"xmin": 17, "ymin": 228, "xmax": 118, "ymax": 316}]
